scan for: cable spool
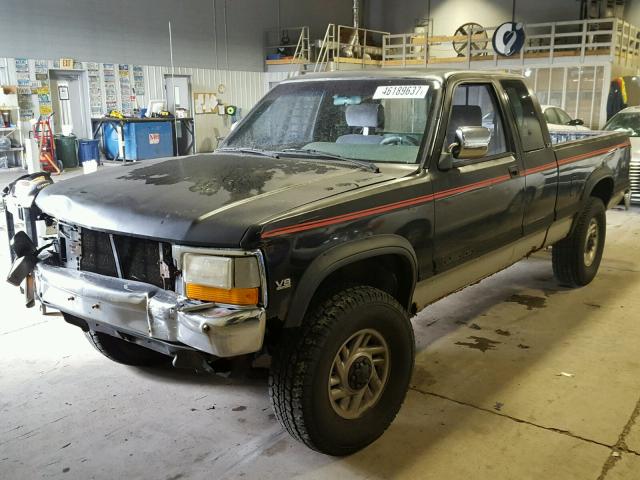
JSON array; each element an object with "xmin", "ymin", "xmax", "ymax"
[{"xmin": 452, "ymin": 23, "xmax": 488, "ymax": 57}]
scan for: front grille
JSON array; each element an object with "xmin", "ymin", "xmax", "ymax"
[
  {"xmin": 630, "ymin": 157, "xmax": 640, "ymax": 204},
  {"xmin": 80, "ymin": 229, "xmax": 175, "ymax": 289}
]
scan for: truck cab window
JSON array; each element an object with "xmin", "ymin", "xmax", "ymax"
[
  {"xmin": 501, "ymin": 80, "xmax": 546, "ymax": 151},
  {"xmin": 225, "ymin": 79, "xmax": 439, "ymax": 164},
  {"xmin": 446, "ymin": 83, "xmax": 507, "ymax": 157}
]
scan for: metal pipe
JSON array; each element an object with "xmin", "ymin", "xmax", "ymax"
[
  {"xmin": 343, "ymin": 0, "xmax": 362, "ymax": 58},
  {"xmin": 353, "ymin": 0, "xmax": 360, "ymax": 29}
]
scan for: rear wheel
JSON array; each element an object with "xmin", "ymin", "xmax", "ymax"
[
  {"xmin": 85, "ymin": 330, "xmax": 169, "ymax": 367},
  {"xmin": 552, "ymin": 197, "xmax": 606, "ymax": 287},
  {"xmin": 269, "ymin": 285, "xmax": 414, "ymax": 456}
]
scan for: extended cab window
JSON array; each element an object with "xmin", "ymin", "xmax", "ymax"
[
  {"xmin": 501, "ymin": 80, "xmax": 546, "ymax": 151},
  {"xmin": 446, "ymin": 83, "xmax": 508, "ymax": 157},
  {"xmin": 224, "ymin": 79, "xmax": 440, "ymax": 164}
]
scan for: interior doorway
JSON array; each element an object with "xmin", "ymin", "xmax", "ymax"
[
  {"xmin": 164, "ymin": 75, "xmax": 192, "ymax": 114},
  {"xmin": 49, "ymin": 69, "xmax": 92, "ymax": 138}
]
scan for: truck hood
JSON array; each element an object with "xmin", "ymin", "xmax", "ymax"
[{"xmin": 36, "ymin": 153, "xmax": 395, "ymax": 246}]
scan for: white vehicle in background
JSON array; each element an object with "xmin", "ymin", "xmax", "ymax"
[
  {"xmin": 604, "ymin": 106, "xmax": 640, "ymax": 204},
  {"xmin": 541, "ymin": 105, "xmax": 590, "ymax": 132}
]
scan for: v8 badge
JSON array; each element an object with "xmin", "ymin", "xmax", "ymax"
[{"xmin": 275, "ymin": 278, "xmax": 292, "ymax": 290}]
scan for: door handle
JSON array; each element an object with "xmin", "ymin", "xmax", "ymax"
[{"xmin": 508, "ymin": 166, "xmax": 520, "ymax": 177}]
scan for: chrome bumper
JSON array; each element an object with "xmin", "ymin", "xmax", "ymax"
[{"xmin": 34, "ymin": 263, "xmax": 266, "ymax": 357}]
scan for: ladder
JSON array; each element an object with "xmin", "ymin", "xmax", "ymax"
[{"xmin": 314, "ymin": 24, "xmax": 336, "ymax": 72}]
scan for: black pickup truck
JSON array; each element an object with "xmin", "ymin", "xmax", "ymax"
[{"xmin": 4, "ymin": 70, "xmax": 631, "ymax": 456}]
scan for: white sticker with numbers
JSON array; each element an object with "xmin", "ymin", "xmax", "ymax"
[{"xmin": 373, "ymin": 85, "xmax": 429, "ymax": 99}]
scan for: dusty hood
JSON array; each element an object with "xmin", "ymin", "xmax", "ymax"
[{"xmin": 36, "ymin": 153, "xmax": 394, "ymax": 247}]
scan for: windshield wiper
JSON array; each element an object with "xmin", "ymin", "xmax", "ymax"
[
  {"xmin": 278, "ymin": 148, "xmax": 379, "ymax": 173},
  {"xmin": 217, "ymin": 147, "xmax": 280, "ymax": 158}
]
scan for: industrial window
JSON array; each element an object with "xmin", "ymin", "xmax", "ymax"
[{"xmin": 501, "ymin": 80, "xmax": 546, "ymax": 152}]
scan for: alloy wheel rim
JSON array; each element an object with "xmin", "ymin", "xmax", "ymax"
[
  {"xmin": 584, "ymin": 218, "xmax": 600, "ymax": 267},
  {"xmin": 328, "ymin": 328, "xmax": 390, "ymax": 420}
]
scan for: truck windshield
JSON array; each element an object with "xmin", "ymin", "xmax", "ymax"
[
  {"xmin": 223, "ymin": 79, "xmax": 439, "ymax": 164},
  {"xmin": 604, "ymin": 112, "xmax": 640, "ymax": 137}
]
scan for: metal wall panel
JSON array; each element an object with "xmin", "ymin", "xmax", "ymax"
[{"xmin": 0, "ymin": 56, "xmax": 266, "ymax": 152}]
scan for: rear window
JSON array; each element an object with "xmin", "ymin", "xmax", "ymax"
[{"xmin": 501, "ymin": 80, "xmax": 547, "ymax": 152}]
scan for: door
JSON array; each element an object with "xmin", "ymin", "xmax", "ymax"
[
  {"xmin": 49, "ymin": 70, "xmax": 91, "ymax": 138},
  {"xmin": 165, "ymin": 75, "xmax": 192, "ymax": 113},
  {"xmin": 431, "ymin": 81, "xmax": 526, "ymax": 272},
  {"xmin": 500, "ymin": 79, "xmax": 558, "ymax": 235}
]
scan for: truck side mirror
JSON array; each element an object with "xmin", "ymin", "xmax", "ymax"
[{"xmin": 446, "ymin": 126, "xmax": 492, "ymax": 161}]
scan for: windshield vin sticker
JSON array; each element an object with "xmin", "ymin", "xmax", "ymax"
[{"xmin": 373, "ymin": 85, "xmax": 429, "ymax": 99}]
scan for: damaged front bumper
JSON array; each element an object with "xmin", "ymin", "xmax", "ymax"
[{"xmin": 34, "ymin": 262, "xmax": 266, "ymax": 357}]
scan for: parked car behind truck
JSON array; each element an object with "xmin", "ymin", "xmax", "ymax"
[
  {"xmin": 4, "ymin": 70, "xmax": 631, "ymax": 455},
  {"xmin": 604, "ymin": 105, "xmax": 640, "ymax": 204}
]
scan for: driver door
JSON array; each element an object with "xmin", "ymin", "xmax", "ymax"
[{"xmin": 431, "ymin": 81, "xmax": 526, "ymax": 273}]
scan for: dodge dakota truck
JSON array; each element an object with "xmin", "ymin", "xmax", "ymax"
[{"xmin": 4, "ymin": 70, "xmax": 631, "ymax": 456}]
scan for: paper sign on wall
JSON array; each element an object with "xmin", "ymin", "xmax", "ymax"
[
  {"xmin": 194, "ymin": 92, "xmax": 219, "ymax": 114},
  {"xmin": 59, "ymin": 58, "xmax": 74, "ymax": 70}
]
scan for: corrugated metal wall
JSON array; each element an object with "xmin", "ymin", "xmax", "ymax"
[{"xmin": 0, "ymin": 57, "xmax": 266, "ymax": 152}]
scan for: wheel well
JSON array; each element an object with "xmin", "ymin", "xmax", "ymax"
[
  {"xmin": 589, "ymin": 177, "xmax": 614, "ymax": 206},
  {"xmin": 311, "ymin": 254, "xmax": 414, "ymax": 312}
]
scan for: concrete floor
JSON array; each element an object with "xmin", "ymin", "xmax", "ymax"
[{"xmin": 1, "ymin": 170, "xmax": 640, "ymax": 479}]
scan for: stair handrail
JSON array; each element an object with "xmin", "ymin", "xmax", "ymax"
[{"xmin": 314, "ymin": 24, "xmax": 335, "ymax": 72}]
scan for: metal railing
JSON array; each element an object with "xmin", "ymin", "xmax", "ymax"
[
  {"xmin": 382, "ymin": 17, "xmax": 640, "ymax": 69},
  {"xmin": 264, "ymin": 26, "xmax": 310, "ymax": 65},
  {"xmin": 313, "ymin": 24, "xmax": 390, "ymax": 72},
  {"xmin": 314, "ymin": 24, "xmax": 336, "ymax": 72}
]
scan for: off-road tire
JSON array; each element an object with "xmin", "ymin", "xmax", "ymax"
[
  {"xmin": 85, "ymin": 330, "xmax": 169, "ymax": 367},
  {"xmin": 552, "ymin": 197, "xmax": 606, "ymax": 287},
  {"xmin": 269, "ymin": 286, "xmax": 414, "ymax": 456}
]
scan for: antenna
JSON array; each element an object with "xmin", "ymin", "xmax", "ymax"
[{"xmin": 168, "ymin": 21, "xmax": 179, "ymax": 154}]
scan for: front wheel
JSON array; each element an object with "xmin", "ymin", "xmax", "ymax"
[
  {"xmin": 85, "ymin": 330, "xmax": 169, "ymax": 367},
  {"xmin": 269, "ymin": 286, "xmax": 414, "ymax": 456},
  {"xmin": 552, "ymin": 197, "xmax": 606, "ymax": 287}
]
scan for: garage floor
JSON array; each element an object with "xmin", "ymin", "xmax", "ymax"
[{"xmin": 1, "ymin": 175, "xmax": 640, "ymax": 479}]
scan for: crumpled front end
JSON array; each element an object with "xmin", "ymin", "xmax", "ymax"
[{"xmin": 34, "ymin": 262, "xmax": 266, "ymax": 357}]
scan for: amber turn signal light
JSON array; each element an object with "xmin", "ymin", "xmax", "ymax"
[{"xmin": 185, "ymin": 283, "xmax": 259, "ymax": 305}]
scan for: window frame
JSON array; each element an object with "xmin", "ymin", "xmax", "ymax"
[
  {"xmin": 499, "ymin": 79, "xmax": 551, "ymax": 153},
  {"xmin": 437, "ymin": 80, "xmax": 516, "ymax": 167}
]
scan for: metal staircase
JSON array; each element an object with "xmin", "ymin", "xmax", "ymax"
[
  {"xmin": 291, "ymin": 26, "xmax": 310, "ymax": 65},
  {"xmin": 313, "ymin": 24, "xmax": 336, "ymax": 72}
]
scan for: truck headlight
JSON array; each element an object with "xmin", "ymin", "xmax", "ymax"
[{"xmin": 181, "ymin": 253, "xmax": 261, "ymax": 306}]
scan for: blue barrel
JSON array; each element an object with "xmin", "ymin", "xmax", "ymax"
[{"xmin": 78, "ymin": 139, "xmax": 100, "ymax": 164}]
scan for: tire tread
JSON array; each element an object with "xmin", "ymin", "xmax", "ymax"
[{"xmin": 268, "ymin": 285, "xmax": 412, "ymax": 454}]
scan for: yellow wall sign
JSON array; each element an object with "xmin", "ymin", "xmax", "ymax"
[{"xmin": 59, "ymin": 58, "xmax": 74, "ymax": 69}]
